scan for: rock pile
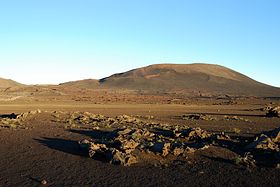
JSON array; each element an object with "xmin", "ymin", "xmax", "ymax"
[
  {"xmin": 79, "ymin": 139, "xmax": 138, "ymax": 166},
  {"xmin": 116, "ymin": 115, "xmax": 141, "ymax": 124},
  {"xmin": 78, "ymin": 125, "xmax": 215, "ymax": 166},
  {"xmin": 55, "ymin": 112, "xmax": 149, "ymax": 129},
  {"xmin": 180, "ymin": 127, "xmax": 211, "ymax": 141},
  {"xmin": 245, "ymin": 127, "xmax": 280, "ymax": 167},
  {"xmin": 182, "ymin": 114, "xmax": 215, "ymax": 121},
  {"xmin": 0, "ymin": 109, "xmax": 41, "ymax": 129},
  {"xmin": 224, "ymin": 115, "xmax": 250, "ymax": 122},
  {"xmin": 246, "ymin": 134, "xmax": 279, "ymax": 151},
  {"xmin": 49, "ymin": 111, "xmax": 277, "ymax": 168},
  {"xmin": 67, "ymin": 112, "xmax": 108, "ymax": 125},
  {"xmin": 0, "ymin": 114, "xmax": 22, "ymax": 129},
  {"xmin": 246, "ymin": 128, "xmax": 280, "ymax": 152}
]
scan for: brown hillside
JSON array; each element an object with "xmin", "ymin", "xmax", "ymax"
[
  {"xmin": 0, "ymin": 78, "xmax": 25, "ymax": 89},
  {"xmin": 97, "ymin": 63, "xmax": 280, "ymax": 97},
  {"xmin": 59, "ymin": 79, "xmax": 99, "ymax": 89}
]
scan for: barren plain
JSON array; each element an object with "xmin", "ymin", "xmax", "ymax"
[
  {"xmin": 0, "ymin": 93, "xmax": 280, "ymax": 186},
  {"xmin": 1, "ymin": 64, "xmax": 280, "ymax": 187}
]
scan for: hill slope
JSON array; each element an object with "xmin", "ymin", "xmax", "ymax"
[
  {"xmin": 59, "ymin": 79, "xmax": 99, "ymax": 89},
  {"xmin": 97, "ymin": 63, "xmax": 280, "ymax": 96},
  {"xmin": 0, "ymin": 78, "xmax": 25, "ymax": 89}
]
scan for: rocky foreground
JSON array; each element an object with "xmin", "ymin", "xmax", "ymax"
[
  {"xmin": 0, "ymin": 102, "xmax": 280, "ymax": 186},
  {"xmin": 72, "ymin": 112, "xmax": 280, "ymax": 168},
  {"xmin": 1, "ymin": 109, "xmax": 279, "ymax": 168},
  {"xmin": 0, "ymin": 108, "xmax": 280, "ymax": 168}
]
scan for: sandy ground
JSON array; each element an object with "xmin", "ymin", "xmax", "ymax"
[{"xmin": 0, "ymin": 101, "xmax": 280, "ymax": 186}]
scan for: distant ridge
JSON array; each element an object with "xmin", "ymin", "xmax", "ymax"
[
  {"xmin": 59, "ymin": 79, "xmax": 99, "ymax": 89},
  {"xmin": 62, "ymin": 63, "xmax": 280, "ymax": 97},
  {"xmin": 2, "ymin": 63, "xmax": 279, "ymax": 97}
]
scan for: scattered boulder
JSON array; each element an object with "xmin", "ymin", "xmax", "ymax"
[
  {"xmin": 0, "ymin": 118, "xmax": 21, "ymax": 129},
  {"xmin": 162, "ymin": 143, "xmax": 171, "ymax": 157},
  {"xmin": 116, "ymin": 115, "xmax": 141, "ymax": 124},
  {"xmin": 118, "ymin": 139, "xmax": 139, "ymax": 154},
  {"xmin": 79, "ymin": 139, "xmax": 138, "ymax": 166},
  {"xmin": 151, "ymin": 142, "xmax": 171, "ymax": 157},
  {"xmin": 181, "ymin": 127, "xmax": 211, "ymax": 141},
  {"xmin": 0, "ymin": 110, "xmax": 41, "ymax": 129},
  {"xmin": 69, "ymin": 112, "xmax": 108, "ymax": 125},
  {"xmin": 77, "ymin": 123, "xmax": 216, "ymax": 166},
  {"xmin": 106, "ymin": 148, "xmax": 138, "ymax": 166},
  {"xmin": 17, "ymin": 109, "xmax": 41, "ymax": 120},
  {"xmin": 242, "ymin": 127, "xmax": 280, "ymax": 167},
  {"xmin": 263, "ymin": 127, "xmax": 280, "ymax": 143},
  {"xmin": 41, "ymin": 180, "xmax": 47, "ymax": 185},
  {"xmin": 173, "ymin": 147, "xmax": 185, "ymax": 156},
  {"xmin": 266, "ymin": 106, "xmax": 280, "ymax": 117},
  {"xmin": 246, "ymin": 134, "xmax": 279, "ymax": 152},
  {"xmin": 185, "ymin": 147, "xmax": 196, "ymax": 154},
  {"xmin": 182, "ymin": 114, "xmax": 215, "ymax": 121},
  {"xmin": 224, "ymin": 115, "xmax": 250, "ymax": 122},
  {"xmin": 216, "ymin": 132, "xmax": 231, "ymax": 141},
  {"xmin": 79, "ymin": 139, "xmax": 108, "ymax": 157},
  {"xmin": 130, "ymin": 128, "xmax": 155, "ymax": 141},
  {"xmin": 88, "ymin": 143, "xmax": 108, "ymax": 158},
  {"xmin": 261, "ymin": 106, "xmax": 272, "ymax": 112},
  {"xmin": 73, "ymin": 112, "xmax": 280, "ymax": 168}
]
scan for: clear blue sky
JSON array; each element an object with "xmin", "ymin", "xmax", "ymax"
[{"xmin": 0, "ymin": 0, "xmax": 279, "ymax": 86}]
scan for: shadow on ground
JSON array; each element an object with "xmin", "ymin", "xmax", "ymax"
[
  {"xmin": 174, "ymin": 112, "xmax": 266, "ymax": 118},
  {"xmin": 35, "ymin": 137, "xmax": 86, "ymax": 157},
  {"xmin": 69, "ymin": 129, "xmax": 118, "ymax": 140},
  {"xmin": 0, "ymin": 113, "xmax": 18, "ymax": 119}
]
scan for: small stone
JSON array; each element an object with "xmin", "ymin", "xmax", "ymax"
[
  {"xmin": 107, "ymin": 148, "xmax": 138, "ymax": 166},
  {"xmin": 162, "ymin": 143, "xmax": 171, "ymax": 157},
  {"xmin": 181, "ymin": 127, "xmax": 211, "ymax": 141},
  {"xmin": 184, "ymin": 147, "xmax": 196, "ymax": 154},
  {"xmin": 119, "ymin": 139, "xmax": 139, "ymax": 153},
  {"xmin": 41, "ymin": 180, "xmax": 47, "ymax": 185},
  {"xmin": 217, "ymin": 133, "xmax": 231, "ymax": 140},
  {"xmin": 151, "ymin": 142, "xmax": 170, "ymax": 157},
  {"xmin": 173, "ymin": 147, "xmax": 184, "ymax": 156},
  {"xmin": 118, "ymin": 128, "xmax": 132, "ymax": 135}
]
